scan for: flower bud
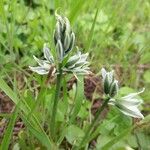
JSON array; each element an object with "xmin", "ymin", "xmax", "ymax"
[
  {"xmin": 56, "ymin": 40, "xmax": 63, "ymax": 61},
  {"xmin": 66, "ymin": 32, "xmax": 75, "ymax": 54},
  {"xmin": 104, "ymin": 74, "xmax": 110, "ymax": 95},
  {"xmin": 64, "ymin": 33, "xmax": 71, "ymax": 51},
  {"xmin": 54, "ymin": 13, "xmax": 75, "ymax": 61},
  {"xmin": 109, "ymin": 80, "xmax": 118, "ymax": 97}
]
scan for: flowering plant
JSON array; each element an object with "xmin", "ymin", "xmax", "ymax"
[{"xmin": 28, "ymin": 13, "xmax": 145, "ymax": 149}]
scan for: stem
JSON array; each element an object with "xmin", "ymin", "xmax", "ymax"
[
  {"xmin": 50, "ymin": 64, "xmax": 63, "ymax": 141},
  {"xmin": 76, "ymin": 97, "xmax": 110, "ymax": 149}
]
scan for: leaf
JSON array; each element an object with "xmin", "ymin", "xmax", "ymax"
[
  {"xmin": 1, "ymin": 106, "xmax": 19, "ymax": 150},
  {"xmin": 86, "ymin": 8, "xmax": 99, "ymax": 51},
  {"xmin": 136, "ymin": 132, "xmax": 150, "ymax": 150},
  {"xmin": 140, "ymin": 52, "xmax": 150, "ymax": 64},
  {"xmin": 65, "ymin": 125, "xmax": 84, "ymax": 145},
  {"xmin": 69, "ymin": 76, "xmax": 85, "ymax": 124},
  {"xmin": 101, "ymin": 127, "xmax": 132, "ymax": 150}
]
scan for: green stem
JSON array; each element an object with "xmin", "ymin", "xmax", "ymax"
[
  {"xmin": 50, "ymin": 64, "xmax": 63, "ymax": 141},
  {"xmin": 76, "ymin": 97, "xmax": 110, "ymax": 149}
]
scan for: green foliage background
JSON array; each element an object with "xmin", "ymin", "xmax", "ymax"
[{"xmin": 0, "ymin": 0, "xmax": 150, "ymax": 149}]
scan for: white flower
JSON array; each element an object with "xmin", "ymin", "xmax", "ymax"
[
  {"xmin": 109, "ymin": 88, "xmax": 145, "ymax": 119},
  {"xmin": 63, "ymin": 51, "xmax": 90, "ymax": 74},
  {"xmin": 101, "ymin": 68, "xmax": 118, "ymax": 97},
  {"xmin": 29, "ymin": 44, "xmax": 56, "ymax": 75},
  {"xmin": 29, "ymin": 45, "xmax": 90, "ymax": 76}
]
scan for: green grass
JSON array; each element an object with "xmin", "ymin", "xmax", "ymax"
[{"xmin": 0, "ymin": 0, "xmax": 150, "ymax": 149}]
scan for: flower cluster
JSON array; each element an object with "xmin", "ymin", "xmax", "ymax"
[
  {"xmin": 54, "ymin": 13, "xmax": 75, "ymax": 62},
  {"xmin": 101, "ymin": 68, "xmax": 144, "ymax": 119},
  {"xmin": 29, "ymin": 14, "xmax": 90, "ymax": 76}
]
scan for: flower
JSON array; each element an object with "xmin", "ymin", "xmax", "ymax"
[
  {"xmin": 29, "ymin": 44, "xmax": 56, "ymax": 75},
  {"xmin": 101, "ymin": 68, "xmax": 119, "ymax": 97},
  {"xmin": 63, "ymin": 51, "xmax": 90, "ymax": 74},
  {"xmin": 54, "ymin": 13, "xmax": 75, "ymax": 61},
  {"xmin": 109, "ymin": 88, "xmax": 145, "ymax": 119},
  {"xmin": 29, "ymin": 45, "xmax": 90, "ymax": 76}
]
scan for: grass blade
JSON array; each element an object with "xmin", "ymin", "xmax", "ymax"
[
  {"xmin": 69, "ymin": 0, "xmax": 91, "ymax": 24},
  {"xmin": 86, "ymin": 9, "xmax": 99, "ymax": 51},
  {"xmin": 1, "ymin": 106, "xmax": 18, "ymax": 150}
]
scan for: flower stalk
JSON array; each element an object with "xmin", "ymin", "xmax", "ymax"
[
  {"xmin": 76, "ymin": 96, "xmax": 110, "ymax": 149},
  {"xmin": 50, "ymin": 63, "xmax": 63, "ymax": 141}
]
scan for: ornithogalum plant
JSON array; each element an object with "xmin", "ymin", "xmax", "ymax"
[
  {"xmin": 30, "ymin": 13, "xmax": 90, "ymax": 142},
  {"xmin": 29, "ymin": 13, "xmax": 145, "ymax": 149}
]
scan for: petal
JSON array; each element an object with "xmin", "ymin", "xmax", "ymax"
[
  {"xmin": 66, "ymin": 54, "xmax": 80, "ymax": 67},
  {"xmin": 33, "ymin": 55, "xmax": 49, "ymax": 67},
  {"xmin": 56, "ymin": 40, "xmax": 64, "ymax": 61},
  {"xmin": 74, "ymin": 61, "xmax": 89, "ymax": 68},
  {"xmin": 80, "ymin": 53, "xmax": 88, "ymax": 61},
  {"xmin": 116, "ymin": 103, "xmax": 144, "ymax": 119},
  {"xmin": 64, "ymin": 16, "xmax": 71, "ymax": 33},
  {"xmin": 108, "ymin": 70, "xmax": 114, "ymax": 83},
  {"xmin": 72, "ymin": 68, "xmax": 90, "ymax": 74},
  {"xmin": 29, "ymin": 66, "xmax": 49, "ymax": 75},
  {"xmin": 119, "ymin": 98, "xmax": 143, "ymax": 107},
  {"xmin": 122, "ymin": 88, "xmax": 145, "ymax": 100},
  {"xmin": 108, "ymin": 99, "xmax": 116, "ymax": 106},
  {"xmin": 43, "ymin": 44, "xmax": 54, "ymax": 63},
  {"xmin": 101, "ymin": 68, "xmax": 107, "ymax": 79}
]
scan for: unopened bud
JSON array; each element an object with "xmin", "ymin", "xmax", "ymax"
[
  {"xmin": 65, "ymin": 32, "xmax": 75, "ymax": 54},
  {"xmin": 56, "ymin": 40, "xmax": 63, "ymax": 61},
  {"xmin": 109, "ymin": 80, "xmax": 118, "ymax": 97},
  {"xmin": 104, "ymin": 74, "xmax": 110, "ymax": 95},
  {"xmin": 54, "ymin": 13, "xmax": 75, "ymax": 60},
  {"xmin": 64, "ymin": 33, "xmax": 70, "ymax": 51}
]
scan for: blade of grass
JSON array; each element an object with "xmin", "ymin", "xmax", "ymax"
[
  {"xmin": 1, "ymin": 106, "xmax": 19, "ymax": 150},
  {"xmin": 69, "ymin": 0, "xmax": 91, "ymax": 24},
  {"xmin": 86, "ymin": 9, "xmax": 99, "ymax": 51},
  {"xmin": 0, "ymin": 0, "xmax": 14, "ymax": 57}
]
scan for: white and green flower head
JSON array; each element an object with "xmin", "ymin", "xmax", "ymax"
[
  {"xmin": 101, "ymin": 68, "xmax": 144, "ymax": 119},
  {"xmin": 54, "ymin": 12, "xmax": 75, "ymax": 62},
  {"xmin": 63, "ymin": 50, "xmax": 90, "ymax": 74},
  {"xmin": 101, "ymin": 68, "xmax": 119, "ymax": 97},
  {"xmin": 29, "ymin": 14, "xmax": 90, "ymax": 76},
  {"xmin": 109, "ymin": 88, "xmax": 145, "ymax": 119},
  {"xmin": 29, "ymin": 44, "xmax": 55, "ymax": 75}
]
